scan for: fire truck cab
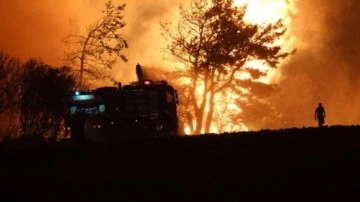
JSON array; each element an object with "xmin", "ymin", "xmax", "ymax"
[{"xmin": 64, "ymin": 64, "xmax": 179, "ymax": 144}]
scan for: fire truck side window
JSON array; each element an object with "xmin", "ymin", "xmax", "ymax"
[{"xmin": 105, "ymin": 91, "xmax": 157, "ymax": 116}]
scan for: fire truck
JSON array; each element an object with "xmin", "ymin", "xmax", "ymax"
[{"xmin": 64, "ymin": 64, "xmax": 179, "ymax": 144}]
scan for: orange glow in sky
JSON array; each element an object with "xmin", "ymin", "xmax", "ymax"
[{"xmin": 1, "ymin": 0, "xmax": 360, "ymax": 132}]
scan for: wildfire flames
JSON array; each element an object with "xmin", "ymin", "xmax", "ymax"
[
  {"xmin": 233, "ymin": 0, "xmax": 296, "ymax": 84},
  {"xmin": 2, "ymin": 0, "xmax": 359, "ymax": 137},
  {"xmin": 183, "ymin": 0, "xmax": 297, "ymax": 135}
]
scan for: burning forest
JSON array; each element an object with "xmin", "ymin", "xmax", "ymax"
[{"xmin": 0, "ymin": 0, "xmax": 360, "ymax": 138}]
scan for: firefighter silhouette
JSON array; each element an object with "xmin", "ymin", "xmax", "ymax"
[{"xmin": 315, "ymin": 102, "xmax": 326, "ymax": 127}]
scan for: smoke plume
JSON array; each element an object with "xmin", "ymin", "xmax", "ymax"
[
  {"xmin": 272, "ymin": 0, "xmax": 360, "ymax": 128},
  {"xmin": 0, "ymin": 0, "xmax": 359, "ymax": 129}
]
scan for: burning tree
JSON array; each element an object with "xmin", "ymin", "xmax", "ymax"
[
  {"xmin": 63, "ymin": 0, "xmax": 128, "ymax": 89},
  {"xmin": 161, "ymin": 0, "xmax": 292, "ymax": 134}
]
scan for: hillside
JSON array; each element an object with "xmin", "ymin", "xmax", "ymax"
[{"xmin": 1, "ymin": 125, "xmax": 360, "ymax": 200}]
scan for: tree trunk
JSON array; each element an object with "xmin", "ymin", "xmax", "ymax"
[
  {"xmin": 193, "ymin": 72, "xmax": 210, "ymax": 135},
  {"xmin": 204, "ymin": 88, "xmax": 215, "ymax": 133},
  {"xmin": 78, "ymin": 33, "xmax": 92, "ymax": 90}
]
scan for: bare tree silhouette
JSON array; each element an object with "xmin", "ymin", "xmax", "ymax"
[{"xmin": 63, "ymin": 1, "xmax": 128, "ymax": 89}]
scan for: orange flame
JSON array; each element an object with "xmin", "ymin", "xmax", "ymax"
[{"xmin": 183, "ymin": 0, "xmax": 297, "ymax": 135}]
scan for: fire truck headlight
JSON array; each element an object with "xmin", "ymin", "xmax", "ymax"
[
  {"xmin": 156, "ymin": 123, "xmax": 163, "ymax": 131},
  {"xmin": 92, "ymin": 124, "xmax": 101, "ymax": 129}
]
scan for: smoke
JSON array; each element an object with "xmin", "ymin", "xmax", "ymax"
[
  {"xmin": 0, "ymin": 0, "xmax": 359, "ymax": 129},
  {"xmin": 0, "ymin": 0, "xmax": 76, "ymax": 64},
  {"xmin": 119, "ymin": 0, "xmax": 186, "ymax": 82},
  {"xmin": 0, "ymin": 0, "xmax": 186, "ymax": 81},
  {"xmin": 272, "ymin": 0, "xmax": 360, "ymax": 128}
]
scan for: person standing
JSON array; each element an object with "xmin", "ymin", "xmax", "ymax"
[{"xmin": 315, "ymin": 103, "xmax": 326, "ymax": 127}]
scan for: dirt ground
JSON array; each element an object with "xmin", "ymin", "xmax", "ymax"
[{"xmin": 1, "ymin": 125, "xmax": 360, "ymax": 201}]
